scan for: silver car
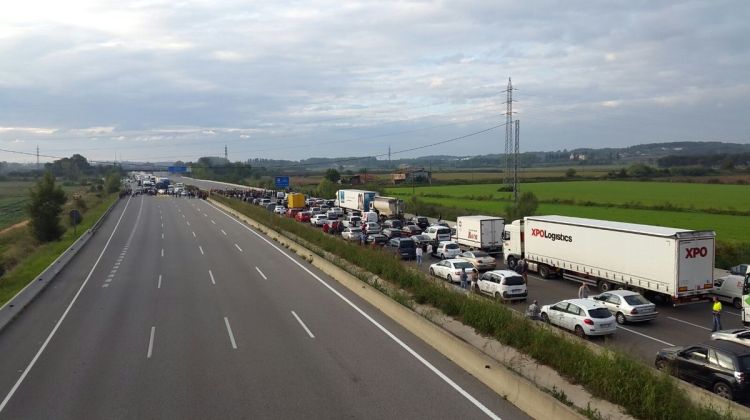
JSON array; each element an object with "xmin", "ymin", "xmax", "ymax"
[
  {"xmin": 711, "ymin": 329, "xmax": 750, "ymax": 346},
  {"xmin": 588, "ymin": 290, "xmax": 657, "ymax": 324}
]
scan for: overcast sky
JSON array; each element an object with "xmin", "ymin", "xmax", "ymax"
[{"xmin": 1, "ymin": 0, "xmax": 748, "ymax": 164}]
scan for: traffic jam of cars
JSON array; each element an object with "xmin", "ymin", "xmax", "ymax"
[{"xmin": 215, "ymin": 187, "xmax": 750, "ymax": 402}]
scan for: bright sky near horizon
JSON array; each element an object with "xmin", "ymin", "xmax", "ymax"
[{"xmin": 1, "ymin": 0, "xmax": 748, "ymax": 163}]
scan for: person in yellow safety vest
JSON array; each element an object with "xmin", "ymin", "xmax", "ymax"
[{"xmin": 712, "ymin": 296, "xmax": 723, "ymax": 332}]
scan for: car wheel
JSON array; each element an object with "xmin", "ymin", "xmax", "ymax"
[
  {"xmin": 429, "ymin": 268, "xmax": 435, "ymax": 276},
  {"xmin": 574, "ymin": 325, "xmax": 586, "ymax": 338},
  {"xmin": 616, "ymin": 312, "xmax": 627, "ymax": 325},
  {"xmin": 733, "ymin": 298, "xmax": 742, "ymax": 310},
  {"xmin": 655, "ymin": 359, "xmax": 668, "ymax": 371},
  {"xmin": 447, "ymin": 275, "xmax": 453, "ymax": 283},
  {"xmin": 440, "ymin": 253, "xmax": 445, "ymax": 260},
  {"xmin": 494, "ymin": 292, "xmax": 501, "ymax": 300},
  {"xmin": 541, "ymin": 313, "xmax": 550, "ymax": 323},
  {"xmin": 713, "ymin": 381, "xmax": 734, "ymax": 400},
  {"xmin": 599, "ymin": 281, "xmax": 612, "ymax": 293},
  {"xmin": 506, "ymin": 256, "xmax": 517, "ymax": 270}
]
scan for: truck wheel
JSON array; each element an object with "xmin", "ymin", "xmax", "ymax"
[
  {"xmin": 733, "ymin": 298, "xmax": 742, "ymax": 310},
  {"xmin": 574, "ymin": 325, "xmax": 586, "ymax": 339},
  {"xmin": 616, "ymin": 312, "xmax": 627, "ymax": 325},
  {"xmin": 599, "ymin": 281, "xmax": 612, "ymax": 292},
  {"xmin": 538, "ymin": 264, "xmax": 551, "ymax": 279},
  {"xmin": 506, "ymin": 256, "xmax": 517, "ymax": 270}
]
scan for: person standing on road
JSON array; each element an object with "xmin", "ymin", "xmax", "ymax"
[
  {"xmin": 416, "ymin": 245, "xmax": 423, "ymax": 266},
  {"xmin": 516, "ymin": 257, "xmax": 528, "ymax": 283},
  {"xmin": 470, "ymin": 268, "xmax": 478, "ymax": 292},
  {"xmin": 460, "ymin": 267, "xmax": 468, "ymax": 289},
  {"xmin": 577, "ymin": 283, "xmax": 590, "ymax": 299},
  {"xmin": 426, "ymin": 243, "xmax": 433, "ymax": 258},
  {"xmin": 526, "ymin": 300, "xmax": 541, "ymax": 320},
  {"xmin": 712, "ymin": 296, "xmax": 723, "ymax": 332}
]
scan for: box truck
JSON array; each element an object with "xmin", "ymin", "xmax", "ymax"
[
  {"xmin": 453, "ymin": 215, "xmax": 505, "ymax": 253},
  {"xmin": 371, "ymin": 196, "xmax": 404, "ymax": 219},
  {"xmin": 503, "ymin": 215, "xmax": 715, "ymax": 304},
  {"xmin": 336, "ymin": 189, "xmax": 377, "ymax": 212},
  {"xmin": 287, "ymin": 193, "xmax": 306, "ymax": 209}
]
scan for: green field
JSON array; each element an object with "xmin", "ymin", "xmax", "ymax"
[
  {"xmin": 388, "ymin": 181, "xmax": 750, "ymax": 212},
  {"xmin": 386, "ymin": 181, "xmax": 750, "ymax": 243},
  {"xmin": 0, "ymin": 182, "xmax": 34, "ymax": 230}
]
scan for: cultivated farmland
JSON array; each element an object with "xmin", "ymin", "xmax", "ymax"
[{"xmin": 0, "ymin": 181, "xmax": 34, "ymax": 231}]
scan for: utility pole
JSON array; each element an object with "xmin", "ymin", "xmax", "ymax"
[
  {"xmin": 36, "ymin": 145, "xmax": 39, "ymax": 169},
  {"xmin": 224, "ymin": 145, "xmax": 228, "ymax": 161},
  {"xmin": 503, "ymin": 78, "xmax": 519, "ymax": 203},
  {"xmin": 514, "ymin": 119, "xmax": 520, "ymax": 203},
  {"xmin": 388, "ymin": 146, "xmax": 391, "ymax": 165}
]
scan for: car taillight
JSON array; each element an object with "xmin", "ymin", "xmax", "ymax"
[
  {"xmin": 630, "ymin": 308, "xmax": 638, "ymax": 314},
  {"xmin": 735, "ymin": 371, "xmax": 745, "ymax": 384},
  {"xmin": 583, "ymin": 319, "xmax": 594, "ymax": 325}
]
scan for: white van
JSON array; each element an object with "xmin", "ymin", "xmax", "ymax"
[
  {"xmin": 477, "ymin": 270, "xmax": 528, "ymax": 301},
  {"xmin": 362, "ymin": 211, "xmax": 379, "ymax": 224},
  {"xmin": 713, "ymin": 275, "xmax": 745, "ymax": 309},
  {"xmin": 424, "ymin": 225, "xmax": 452, "ymax": 243}
]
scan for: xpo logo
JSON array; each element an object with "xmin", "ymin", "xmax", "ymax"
[
  {"xmin": 685, "ymin": 247, "xmax": 708, "ymax": 258},
  {"xmin": 530, "ymin": 228, "xmax": 573, "ymax": 243}
]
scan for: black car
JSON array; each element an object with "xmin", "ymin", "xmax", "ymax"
[
  {"xmin": 365, "ymin": 234, "xmax": 388, "ymax": 246},
  {"xmin": 383, "ymin": 219, "xmax": 403, "ymax": 230},
  {"xmin": 655, "ymin": 340, "xmax": 750, "ymax": 400},
  {"xmin": 412, "ymin": 216, "xmax": 430, "ymax": 230},
  {"xmin": 381, "ymin": 228, "xmax": 403, "ymax": 239},
  {"xmin": 385, "ymin": 238, "xmax": 416, "ymax": 260}
]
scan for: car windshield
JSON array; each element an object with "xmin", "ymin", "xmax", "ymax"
[
  {"xmin": 623, "ymin": 294, "xmax": 651, "ymax": 305},
  {"xmin": 501, "ymin": 276, "xmax": 524, "ymax": 286},
  {"xmin": 454, "ymin": 262, "xmax": 474, "ymax": 270},
  {"xmin": 445, "ymin": 243, "xmax": 459, "ymax": 249},
  {"xmin": 588, "ymin": 308, "xmax": 612, "ymax": 319}
]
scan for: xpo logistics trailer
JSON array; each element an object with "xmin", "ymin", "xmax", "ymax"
[
  {"xmin": 336, "ymin": 189, "xmax": 377, "ymax": 213},
  {"xmin": 502, "ymin": 215, "xmax": 715, "ymax": 304},
  {"xmin": 453, "ymin": 215, "xmax": 505, "ymax": 253}
]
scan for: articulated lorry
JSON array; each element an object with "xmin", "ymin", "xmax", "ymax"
[
  {"xmin": 370, "ymin": 196, "xmax": 405, "ymax": 219},
  {"xmin": 336, "ymin": 189, "xmax": 377, "ymax": 213},
  {"xmin": 503, "ymin": 215, "xmax": 715, "ymax": 304},
  {"xmin": 453, "ymin": 215, "xmax": 504, "ymax": 253}
]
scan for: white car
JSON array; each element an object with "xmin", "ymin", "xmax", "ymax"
[
  {"xmin": 343, "ymin": 216, "xmax": 362, "ymax": 228},
  {"xmin": 710, "ymin": 328, "xmax": 750, "ymax": 346},
  {"xmin": 588, "ymin": 290, "xmax": 657, "ymax": 324},
  {"xmin": 341, "ymin": 227, "xmax": 363, "ymax": 241},
  {"xmin": 477, "ymin": 270, "xmax": 527, "ymax": 301},
  {"xmin": 274, "ymin": 206, "xmax": 286, "ymax": 215},
  {"xmin": 424, "ymin": 225, "xmax": 452, "ymax": 243},
  {"xmin": 429, "ymin": 259, "xmax": 475, "ymax": 283},
  {"xmin": 327, "ymin": 207, "xmax": 344, "ymax": 218},
  {"xmin": 540, "ymin": 299, "xmax": 616, "ymax": 338},
  {"xmin": 311, "ymin": 214, "xmax": 327, "ymax": 226},
  {"xmin": 363, "ymin": 222, "xmax": 381, "ymax": 235},
  {"xmin": 434, "ymin": 241, "xmax": 460, "ymax": 259}
]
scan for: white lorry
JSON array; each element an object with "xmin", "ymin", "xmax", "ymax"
[
  {"xmin": 452, "ymin": 215, "xmax": 504, "ymax": 253},
  {"xmin": 336, "ymin": 189, "xmax": 377, "ymax": 213},
  {"xmin": 503, "ymin": 215, "xmax": 715, "ymax": 304},
  {"xmin": 370, "ymin": 196, "xmax": 405, "ymax": 219}
]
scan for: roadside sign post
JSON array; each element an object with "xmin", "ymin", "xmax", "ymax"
[
  {"xmin": 69, "ymin": 209, "xmax": 82, "ymax": 235},
  {"xmin": 274, "ymin": 176, "xmax": 290, "ymax": 189}
]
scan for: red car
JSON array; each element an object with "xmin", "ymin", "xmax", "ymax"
[
  {"xmin": 295, "ymin": 211, "xmax": 311, "ymax": 223},
  {"xmin": 286, "ymin": 208, "xmax": 302, "ymax": 218}
]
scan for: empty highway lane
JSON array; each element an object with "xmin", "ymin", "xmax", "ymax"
[{"xmin": 0, "ymin": 194, "xmax": 528, "ymax": 419}]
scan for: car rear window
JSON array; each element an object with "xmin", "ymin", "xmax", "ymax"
[
  {"xmin": 399, "ymin": 240, "xmax": 415, "ymax": 249},
  {"xmin": 588, "ymin": 308, "xmax": 612, "ymax": 319},
  {"xmin": 436, "ymin": 227, "xmax": 451, "ymax": 234},
  {"xmin": 623, "ymin": 294, "xmax": 651, "ymax": 305},
  {"xmin": 454, "ymin": 262, "xmax": 474, "ymax": 270},
  {"xmin": 737, "ymin": 355, "xmax": 750, "ymax": 371},
  {"xmin": 417, "ymin": 217, "xmax": 428, "ymax": 223},
  {"xmin": 501, "ymin": 276, "xmax": 525, "ymax": 286},
  {"xmin": 472, "ymin": 251, "xmax": 489, "ymax": 257},
  {"xmin": 445, "ymin": 243, "xmax": 459, "ymax": 249}
]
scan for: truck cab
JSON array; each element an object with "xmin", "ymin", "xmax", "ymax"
[
  {"xmin": 502, "ymin": 220, "xmax": 524, "ymax": 269},
  {"xmin": 738, "ymin": 266, "xmax": 750, "ymax": 325}
]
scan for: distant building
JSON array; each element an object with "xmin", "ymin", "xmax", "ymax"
[
  {"xmin": 392, "ymin": 167, "xmax": 431, "ymax": 185},
  {"xmin": 569, "ymin": 153, "xmax": 587, "ymax": 161}
]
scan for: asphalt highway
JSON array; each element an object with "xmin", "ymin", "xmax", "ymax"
[
  {"xmin": 177, "ymin": 176, "xmax": 745, "ymax": 366},
  {"xmin": 0, "ymin": 193, "xmax": 529, "ymax": 419}
]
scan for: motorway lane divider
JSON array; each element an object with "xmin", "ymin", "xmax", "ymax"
[
  {"xmin": 0, "ymin": 195, "xmax": 124, "ymax": 332},
  {"xmin": 208, "ymin": 197, "xmax": 603, "ymax": 420}
]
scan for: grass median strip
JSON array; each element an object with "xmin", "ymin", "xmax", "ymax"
[{"xmin": 213, "ymin": 193, "xmax": 733, "ymax": 420}]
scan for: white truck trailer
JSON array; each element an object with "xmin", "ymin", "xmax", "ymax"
[
  {"xmin": 503, "ymin": 215, "xmax": 715, "ymax": 304},
  {"xmin": 453, "ymin": 215, "xmax": 504, "ymax": 253},
  {"xmin": 336, "ymin": 189, "xmax": 377, "ymax": 213},
  {"xmin": 371, "ymin": 196, "xmax": 405, "ymax": 219}
]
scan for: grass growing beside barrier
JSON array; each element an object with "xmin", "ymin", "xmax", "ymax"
[
  {"xmin": 213, "ymin": 194, "xmax": 732, "ymax": 420},
  {"xmin": 0, "ymin": 193, "xmax": 119, "ymax": 306}
]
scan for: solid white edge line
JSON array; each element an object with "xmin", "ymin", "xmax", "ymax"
[
  {"xmin": 255, "ymin": 266, "xmax": 267, "ymax": 280},
  {"xmin": 158, "ymin": 274, "xmax": 162, "ymax": 289},
  {"xmin": 667, "ymin": 316, "xmax": 712, "ymax": 331},
  {"xmin": 291, "ymin": 311, "xmax": 315, "ymax": 338},
  {"xmin": 209, "ymin": 270, "xmax": 216, "ymax": 285},
  {"xmin": 0, "ymin": 196, "xmax": 133, "ymax": 414},
  {"xmin": 147, "ymin": 326, "xmax": 156, "ymax": 358},
  {"xmin": 206, "ymin": 201, "xmax": 501, "ymax": 420},
  {"xmin": 235, "ymin": 244, "xmax": 243, "ymax": 252},
  {"xmin": 617, "ymin": 325, "xmax": 674, "ymax": 346},
  {"xmin": 224, "ymin": 317, "xmax": 238, "ymax": 349}
]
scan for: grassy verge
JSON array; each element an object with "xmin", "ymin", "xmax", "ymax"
[
  {"xmin": 213, "ymin": 193, "xmax": 733, "ymax": 420},
  {"xmin": 0, "ymin": 193, "xmax": 119, "ymax": 306}
]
